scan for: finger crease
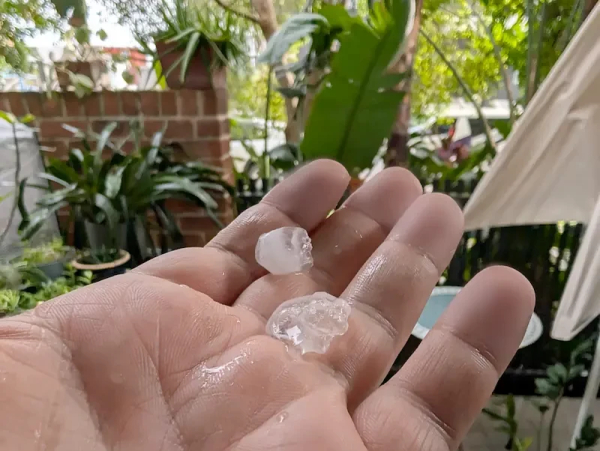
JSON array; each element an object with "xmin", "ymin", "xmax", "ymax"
[
  {"xmin": 207, "ymin": 240, "xmax": 262, "ymax": 278},
  {"xmin": 433, "ymin": 326, "xmax": 502, "ymax": 378},
  {"xmin": 350, "ymin": 302, "xmax": 399, "ymax": 341},
  {"xmin": 392, "ymin": 382, "xmax": 460, "ymax": 447}
]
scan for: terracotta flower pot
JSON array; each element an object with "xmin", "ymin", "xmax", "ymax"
[
  {"xmin": 71, "ymin": 250, "xmax": 131, "ymax": 281},
  {"xmin": 155, "ymin": 40, "xmax": 227, "ymax": 91}
]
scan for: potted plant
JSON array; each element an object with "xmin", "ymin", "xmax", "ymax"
[
  {"xmin": 19, "ymin": 237, "xmax": 75, "ymax": 280},
  {"xmin": 71, "ymin": 248, "xmax": 130, "ymax": 281},
  {"xmin": 146, "ymin": 0, "xmax": 244, "ymax": 90},
  {"xmin": 18, "ymin": 121, "xmax": 231, "ymax": 264}
]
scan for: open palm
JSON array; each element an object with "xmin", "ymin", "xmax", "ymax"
[{"xmin": 0, "ymin": 160, "xmax": 534, "ymax": 451}]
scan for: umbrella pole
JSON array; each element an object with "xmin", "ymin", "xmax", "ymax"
[{"xmin": 571, "ymin": 330, "xmax": 600, "ymax": 447}]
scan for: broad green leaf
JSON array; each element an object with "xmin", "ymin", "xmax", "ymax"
[
  {"xmin": 534, "ymin": 378, "xmax": 561, "ymax": 399},
  {"xmin": 568, "ymin": 364, "xmax": 585, "ymax": 380},
  {"xmin": 122, "ymin": 71, "xmax": 135, "ymax": 85},
  {"xmin": 165, "ymin": 28, "xmax": 196, "ymax": 44},
  {"xmin": 37, "ymin": 184, "xmax": 79, "ymax": 207},
  {"xmin": 258, "ymin": 14, "xmax": 329, "ymax": 65},
  {"xmin": 104, "ymin": 166, "xmax": 126, "ymax": 199},
  {"xmin": 0, "ymin": 111, "xmax": 16, "ymax": 124},
  {"xmin": 154, "ymin": 178, "xmax": 218, "ymax": 210},
  {"xmin": 516, "ymin": 437, "xmax": 533, "ymax": 451},
  {"xmin": 318, "ymin": 4, "xmax": 360, "ymax": 31},
  {"xmin": 36, "ymin": 172, "xmax": 70, "ymax": 188},
  {"xmin": 62, "ymin": 124, "xmax": 86, "ymax": 139},
  {"xmin": 547, "ymin": 363, "xmax": 568, "ymax": 384},
  {"xmin": 180, "ymin": 31, "xmax": 201, "ymax": 84},
  {"xmin": 300, "ymin": 0, "xmax": 411, "ymax": 174},
  {"xmin": 93, "ymin": 193, "xmax": 119, "ymax": 231},
  {"xmin": 97, "ymin": 29, "xmax": 108, "ymax": 41},
  {"xmin": 94, "ymin": 122, "xmax": 117, "ymax": 176},
  {"xmin": 19, "ymin": 201, "xmax": 69, "ymax": 240},
  {"xmin": 19, "ymin": 114, "xmax": 35, "ymax": 124},
  {"xmin": 46, "ymin": 159, "xmax": 81, "ymax": 184}
]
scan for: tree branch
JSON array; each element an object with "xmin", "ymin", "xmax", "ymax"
[
  {"xmin": 469, "ymin": 1, "xmax": 516, "ymax": 125},
  {"xmin": 420, "ymin": 29, "xmax": 497, "ymax": 153},
  {"xmin": 213, "ymin": 0, "xmax": 261, "ymax": 24}
]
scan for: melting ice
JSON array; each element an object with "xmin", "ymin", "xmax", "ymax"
[
  {"xmin": 255, "ymin": 227, "xmax": 313, "ymax": 275},
  {"xmin": 266, "ymin": 292, "xmax": 351, "ymax": 355}
]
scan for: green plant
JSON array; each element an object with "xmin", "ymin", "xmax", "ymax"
[
  {"xmin": 0, "ymin": 0, "xmax": 60, "ymax": 71},
  {"xmin": 18, "ymin": 121, "xmax": 231, "ymax": 261},
  {"xmin": 571, "ymin": 415, "xmax": 600, "ymax": 451},
  {"xmin": 21, "ymin": 237, "xmax": 69, "ymax": 265},
  {"xmin": 77, "ymin": 247, "xmax": 122, "ymax": 265},
  {"xmin": 0, "ymin": 264, "xmax": 93, "ymax": 316},
  {"xmin": 141, "ymin": 0, "xmax": 246, "ymax": 85},
  {"xmin": 484, "ymin": 337, "xmax": 600, "ymax": 451},
  {"xmin": 535, "ymin": 338, "xmax": 595, "ymax": 451},
  {"xmin": 235, "ymin": 141, "xmax": 302, "ymax": 182},
  {"xmin": 0, "ymin": 261, "xmax": 49, "ymax": 290},
  {"xmin": 258, "ymin": 0, "xmax": 411, "ymax": 175},
  {"xmin": 483, "ymin": 395, "xmax": 533, "ymax": 451}
]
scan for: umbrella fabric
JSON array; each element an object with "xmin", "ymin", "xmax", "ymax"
[
  {"xmin": 463, "ymin": 6, "xmax": 600, "ymax": 230},
  {"xmin": 462, "ymin": 6, "xmax": 600, "ymax": 340}
]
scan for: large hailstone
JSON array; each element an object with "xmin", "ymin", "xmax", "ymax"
[
  {"xmin": 266, "ymin": 292, "xmax": 351, "ymax": 355},
  {"xmin": 255, "ymin": 227, "xmax": 313, "ymax": 275}
]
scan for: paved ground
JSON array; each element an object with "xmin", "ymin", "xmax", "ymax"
[{"xmin": 463, "ymin": 397, "xmax": 600, "ymax": 451}]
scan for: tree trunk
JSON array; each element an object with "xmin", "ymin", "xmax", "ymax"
[
  {"xmin": 384, "ymin": 0, "xmax": 424, "ymax": 168},
  {"xmin": 251, "ymin": 0, "xmax": 302, "ymax": 143},
  {"xmin": 583, "ymin": 0, "xmax": 598, "ymax": 20}
]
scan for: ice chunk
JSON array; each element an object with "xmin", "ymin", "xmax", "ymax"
[
  {"xmin": 255, "ymin": 227, "xmax": 313, "ymax": 275},
  {"xmin": 266, "ymin": 292, "xmax": 351, "ymax": 354}
]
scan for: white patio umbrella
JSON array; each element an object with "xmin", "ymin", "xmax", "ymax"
[{"xmin": 462, "ymin": 5, "xmax": 600, "ymax": 445}]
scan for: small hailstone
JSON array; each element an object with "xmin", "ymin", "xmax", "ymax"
[
  {"xmin": 266, "ymin": 292, "xmax": 351, "ymax": 355},
  {"xmin": 255, "ymin": 227, "xmax": 313, "ymax": 275}
]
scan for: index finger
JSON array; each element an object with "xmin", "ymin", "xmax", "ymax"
[{"xmin": 135, "ymin": 160, "xmax": 350, "ymax": 305}]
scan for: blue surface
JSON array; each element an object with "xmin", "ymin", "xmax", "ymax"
[{"xmin": 417, "ymin": 293, "xmax": 456, "ymax": 329}]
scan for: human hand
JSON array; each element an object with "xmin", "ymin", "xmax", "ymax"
[{"xmin": 0, "ymin": 160, "xmax": 534, "ymax": 450}]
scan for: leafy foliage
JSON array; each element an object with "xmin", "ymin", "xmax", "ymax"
[
  {"xmin": 77, "ymin": 247, "xmax": 123, "ymax": 264},
  {"xmin": 299, "ymin": 0, "xmax": 411, "ymax": 174},
  {"xmin": 0, "ymin": 0, "xmax": 59, "ymax": 71},
  {"xmin": 229, "ymin": 64, "xmax": 287, "ymax": 124},
  {"xmin": 483, "ymin": 395, "xmax": 533, "ymax": 451},
  {"xmin": 18, "ymin": 121, "xmax": 231, "ymax": 261},
  {"xmin": 0, "ymin": 264, "xmax": 92, "ymax": 316},
  {"xmin": 486, "ymin": 336, "xmax": 598, "ymax": 451},
  {"xmin": 138, "ymin": 0, "xmax": 247, "ymax": 84},
  {"xmin": 20, "ymin": 237, "xmax": 70, "ymax": 265},
  {"xmin": 257, "ymin": 13, "xmax": 329, "ymax": 65},
  {"xmin": 571, "ymin": 415, "xmax": 600, "ymax": 451},
  {"xmin": 234, "ymin": 141, "xmax": 302, "ymax": 182}
]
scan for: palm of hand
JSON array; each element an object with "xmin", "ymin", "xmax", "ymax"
[{"xmin": 0, "ymin": 161, "xmax": 534, "ymax": 451}]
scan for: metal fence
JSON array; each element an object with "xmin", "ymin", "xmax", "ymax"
[{"xmin": 236, "ymin": 176, "xmax": 593, "ymax": 395}]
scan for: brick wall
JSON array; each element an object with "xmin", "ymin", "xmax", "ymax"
[{"xmin": 0, "ymin": 89, "xmax": 234, "ymax": 247}]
